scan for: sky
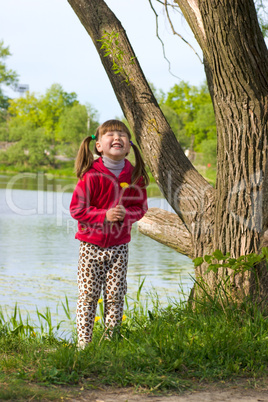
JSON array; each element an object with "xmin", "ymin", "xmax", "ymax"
[{"xmin": 0, "ymin": 0, "xmax": 206, "ymax": 122}]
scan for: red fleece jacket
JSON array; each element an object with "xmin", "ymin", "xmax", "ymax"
[{"xmin": 69, "ymin": 157, "xmax": 148, "ymax": 248}]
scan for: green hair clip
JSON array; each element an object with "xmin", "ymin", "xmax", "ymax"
[{"xmin": 91, "ymin": 134, "xmax": 96, "ymax": 140}]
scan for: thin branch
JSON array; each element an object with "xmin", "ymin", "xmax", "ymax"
[
  {"xmin": 164, "ymin": 0, "xmax": 203, "ymax": 64},
  {"xmin": 155, "ymin": 0, "xmax": 181, "ymax": 11},
  {"xmin": 148, "ymin": 0, "xmax": 181, "ymax": 79}
]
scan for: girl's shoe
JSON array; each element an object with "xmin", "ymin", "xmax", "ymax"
[{"xmin": 77, "ymin": 340, "xmax": 88, "ymax": 351}]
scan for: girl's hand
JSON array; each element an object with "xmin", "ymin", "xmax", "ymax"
[{"xmin": 106, "ymin": 205, "xmax": 126, "ymax": 222}]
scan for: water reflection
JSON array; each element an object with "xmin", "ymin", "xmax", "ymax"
[
  {"xmin": 0, "ymin": 174, "xmax": 194, "ymax": 327},
  {"xmin": 0, "ymin": 173, "xmax": 161, "ymax": 198}
]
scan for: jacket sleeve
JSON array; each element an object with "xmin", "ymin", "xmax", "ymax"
[
  {"xmin": 69, "ymin": 177, "xmax": 107, "ymax": 226},
  {"xmin": 122, "ymin": 185, "xmax": 148, "ymax": 226}
]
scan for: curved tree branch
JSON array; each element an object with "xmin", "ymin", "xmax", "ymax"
[
  {"xmin": 138, "ymin": 208, "xmax": 194, "ymax": 258},
  {"xmin": 67, "ymin": 0, "xmax": 215, "ymax": 246},
  {"xmin": 67, "ymin": 0, "xmax": 268, "ymax": 302}
]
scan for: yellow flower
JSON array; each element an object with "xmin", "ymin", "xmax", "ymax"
[
  {"xmin": 120, "ymin": 182, "xmax": 129, "ymax": 189},
  {"xmin": 95, "ymin": 316, "xmax": 101, "ymax": 322},
  {"xmin": 98, "ymin": 298, "xmax": 103, "ymax": 303},
  {"xmin": 122, "ymin": 314, "xmax": 127, "ymax": 321}
]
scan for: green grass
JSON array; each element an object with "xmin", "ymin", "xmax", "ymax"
[
  {"xmin": 195, "ymin": 164, "xmax": 216, "ymax": 186},
  {"xmin": 0, "ymin": 161, "xmax": 77, "ymax": 178},
  {"xmin": 0, "ymin": 380, "xmax": 76, "ymax": 401},
  {"xmin": 1, "ymin": 282, "xmax": 268, "ymax": 399}
]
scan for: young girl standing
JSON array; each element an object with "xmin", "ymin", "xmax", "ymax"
[{"xmin": 70, "ymin": 119, "xmax": 149, "ymax": 348}]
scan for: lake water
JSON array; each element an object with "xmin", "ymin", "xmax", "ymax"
[{"xmin": 0, "ymin": 173, "xmax": 194, "ymax": 330}]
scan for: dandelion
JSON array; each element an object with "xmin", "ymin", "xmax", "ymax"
[
  {"xmin": 95, "ymin": 316, "xmax": 101, "ymax": 322},
  {"xmin": 120, "ymin": 182, "xmax": 129, "ymax": 189},
  {"xmin": 98, "ymin": 298, "xmax": 103, "ymax": 303},
  {"xmin": 118, "ymin": 182, "xmax": 131, "ymax": 205},
  {"xmin": 122, "ymin": 314, "xmax": 127, "ymax": 321},
  {"xmin": 111, "ymin": 182, "xmax": 131, "ymax": 229}
]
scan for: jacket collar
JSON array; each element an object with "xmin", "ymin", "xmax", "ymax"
[{"xmin": 92, "ymin": 157, "xmax": 133, "ymax": 181}]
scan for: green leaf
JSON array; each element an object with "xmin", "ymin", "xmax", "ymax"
[
  {"xmin": 261, "ymin": 247, "xmax": 268, "ymax": 259},
  {"xmin": 148, "ymin": 310, "xmax": 154, "ymax": 321},
  {"xmin": 212, "ymin": 249, "xmax": 225, "ymax": 260},
  {"xmin": 206, "ymin": 263, "xmax": 221, "ymax": 273},
  {"xmin": 193, "ymin": 257, "xmax": 204, "ymax": 267},
  {"xmin": 204, "ymin": 255, "xmax": 212, "ymax": 263},
  {"xmin": 228, "ymin": 258, "xmax": 236, "ymax": 265}
]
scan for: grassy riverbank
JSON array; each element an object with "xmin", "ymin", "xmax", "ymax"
[
  {"xmin": 0, "ymin": 161, "xmax": 77, "ymax": 178},
  {"xmin": 0, "ymin": 160, "xmax": 217, "ymax": 186},
  {"xmin": 1, "ymin": 283, "xmax": 268, "ymax": 400}
]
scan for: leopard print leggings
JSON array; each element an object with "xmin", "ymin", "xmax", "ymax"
[{"xmin": 76, "ymin": 241, "xmax": 128, "ymax": 344}]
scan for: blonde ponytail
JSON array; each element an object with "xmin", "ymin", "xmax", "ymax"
[
  {"xmin": 75, "ymin": 136, "xmax": 95, "ymax": 179},
  {"xmin": 131, "ymin": 142, "xmax": 150, "ymax": 187}
]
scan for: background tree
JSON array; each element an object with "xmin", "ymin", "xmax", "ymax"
[
  {"xmin": 7, "ymin": 93, "xmax": 43, "ymax": 135},
  {"xmin": 0, "ymin": 40, "xmax": 18, "ymax": 111},
  {"xmin": 161, "ymin": 81, "xmax": 216, "ymax": 164},
  {"xmin": 39, "ymin": 83, "xmax": 78, "ymax": 145},
  {"xmin": 0, "ymin": 40, "xmax": 18, "ymax": 136},
  {"xmin": 1, "ymin": 123, "xmax": 52, "ymax": 169},
  {"xmin": 57, "ymin": 103, "xmax": 99, "ymax": 158},
  {"xmin": 8, "ymin": 84, "xmax": 78, "ymax": 142},
  {"xmin": 1, "ymin": 84, "xmax": 100, "ymax": 169},
  {"xmin": 68, "ymin": 0, "xmax": 268, "ymax": 300}
]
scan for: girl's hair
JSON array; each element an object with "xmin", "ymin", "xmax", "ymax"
[{"xmin": 75, "ymin": 119, "xmax": 149, "ymax": 186}]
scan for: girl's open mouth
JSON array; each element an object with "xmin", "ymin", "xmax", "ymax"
[{"xmin": 112, "ymin": 143, "xmax": 123, "ymax": 148}]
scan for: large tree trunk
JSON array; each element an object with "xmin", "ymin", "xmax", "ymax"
[
  {"xmin": 177, "ymin": 0, "xmax": 268, "ymax": 297},
  {"xmin": 68, "ymin": 0, "xmax": 215, "ymax": 260},
  {"xmin": 177, "ymin": 0, "xmax": 268, "ymax": 254},
  {"xmin": 68, "ymin": 0, "xmax": 268, "ymax": 300}
]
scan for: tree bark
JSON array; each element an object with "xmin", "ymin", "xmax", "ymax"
[
  {"xmin": 138, "ymin": 208, "xmax": 193, "ymax": 258},
  {"xmin": 176, "ymin": 0, "xmax": 268, "ymax": 255},
  {"xmin": 176, "ymin": 0, "xmax": 268, "ymax": 297},
  {"xmin": 68, "ymin": 0, "xmax": 215, "ymax": 262},
  {"xmin": 68, "ymin": 0, "xmax": 268, "ymax": 300}
]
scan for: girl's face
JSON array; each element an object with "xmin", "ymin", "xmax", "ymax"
[{"xmin": 96, "ymin": 130, "xmax": 131, "ymax": 161}]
